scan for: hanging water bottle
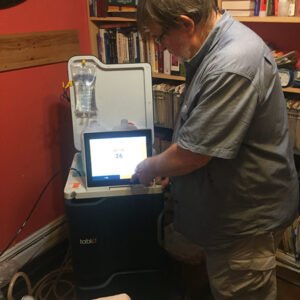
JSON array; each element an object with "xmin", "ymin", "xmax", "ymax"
[{"xmin": 71, "ymin": 60, "xmax": 97, "ymax": 118}]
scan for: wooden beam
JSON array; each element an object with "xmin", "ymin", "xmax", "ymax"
[{"xmin": 0, "ymin": 30, "xmax": 80, "ymax": 72}]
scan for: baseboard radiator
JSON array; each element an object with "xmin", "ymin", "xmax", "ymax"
[{"xmin": 0, "ymin": 215, "xmax": 67, "ymax": 286}]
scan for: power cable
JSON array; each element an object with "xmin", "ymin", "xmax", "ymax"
[
  {"xmin": 0, "ymin": 169, "xmax": 63, "ymax": 259},
  {"xmin": 7, "ymin": 245, "xmax": 76, "ymax": 300}
]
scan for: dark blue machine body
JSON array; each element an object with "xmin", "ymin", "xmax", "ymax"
[{"xmin": 64, "ymin": 193, "xmax": 165, "ymax": 291}]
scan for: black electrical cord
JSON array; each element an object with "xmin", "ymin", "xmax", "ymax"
[
  {"xmin": 60, "ymin": 87, "xmax": 70, "ymax": 103},
  {"xmin": 0, "ymin": 169, "xmax": 64, "ymax": 259}
]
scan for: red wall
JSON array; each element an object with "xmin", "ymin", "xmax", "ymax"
[
  {"xmin": 244, "ymin": 22, "xmax": 300, "ymax": 54},
  {"xmin": 0, "ymin": 0, "xmax": 91, "ymax": 251}
]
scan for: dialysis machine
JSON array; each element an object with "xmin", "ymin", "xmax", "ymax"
[{"xmin": 64, "ymin": 56, "xmax": 165, "ymax": 299}]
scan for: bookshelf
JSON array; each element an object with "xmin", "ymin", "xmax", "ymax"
[
  {"xmin": 86, "ymin": 0, "xmax": 186, "ymax": 82},
  {"xmin": 90, "ymin": 17, "xmax": 136, "ymax": 22},
  {"xmin": 86, "ymin": 12, "xmax": 300, "ymax": 91},
  {"xmin": 88, "ymin": 15, "xmax": 186, "ymax": 81},
  {"xmin": 283, "ymin": 87, "xmax": 300, "ymax": 94},
  {"xmin": 152, "ymin": 72, "xmax": 185, "ymax": 81},
  {"xmin": 236, "ymin": 16, "xmax": 300, "ymax": 23},
  {"xmin": 86, "ymin": 2, "xmax": 300, "ymax": 151}
]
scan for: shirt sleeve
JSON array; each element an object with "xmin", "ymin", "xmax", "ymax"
[{"xmin": 177, "ymin": 72, "xmax": 259, "ymax": 159}]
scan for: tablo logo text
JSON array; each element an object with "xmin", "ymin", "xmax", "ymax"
[{"xmin": 80, "ymin": 238, "xmax": 97, "ymax": 245}]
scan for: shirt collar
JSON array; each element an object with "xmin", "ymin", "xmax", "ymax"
[{"xmin": 184, "ymin": 10, "xmax": 234, "ymax": 85}]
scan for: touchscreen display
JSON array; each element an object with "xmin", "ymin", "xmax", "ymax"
[
  {"xmin": 84, "ymin": 130, "xmax": 152, "ymax": 187},
  {"xmin": 90, "ymin": 136, "xmax": 147, "ymax": 181}
]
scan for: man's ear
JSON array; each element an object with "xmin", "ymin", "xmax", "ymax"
[{"xmin": 177, "ymin": 15, "xmax": 195, "ymax": 34}]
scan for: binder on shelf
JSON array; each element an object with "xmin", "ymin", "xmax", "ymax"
[
  {"xmin": 152, "ymin": 83, "xmax": 185, "ymax": 130},
  {"xmin": 153, "ymin": 84, "xmax": 175, "ymax": 129}
]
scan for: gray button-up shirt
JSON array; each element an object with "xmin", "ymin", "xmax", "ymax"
[{"xmin": 172, "ymin": 11, "xmax": 299, "ymax": 249}]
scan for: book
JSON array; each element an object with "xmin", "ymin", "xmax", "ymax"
[
  {"xmin": 107, "ymin": 5, "xmax": 136, "ymax": 12},
  {"xmin": 108, "ymin": 0, "xmax": 137, "ymax": 5},
  {"xmin": 116, "ymin": 29, "xmax": 124, "ymax": 63},
  {"xmin": 108, "ymin": 29, "xmax": 118, "ymax": 64},
  {"xmin": 171, "ymin": 54, "xmax": 180, "ymax": 75},
  {"xmin": 97, "ymin": 0, "xmax": 107, "ymax": 17},
  {"xmin": 259, "ymin": 0, "xmax": 267, "ymax": 16},
  {"xmin": 99, "ymin": 28, "xmax": 107, "ymax": 63},
  {"xmin": 296, "ymin": 0, "xmax": 300, "ymax": 15},
  {"xmin": 123, "ymin": 34, "xmax": 129, "ymax": 63},
  {"xmin": 150, "ymin": 38, "xmax": 157, "ymax": 72},
  {"xmin": 222, "ymin": 1, "xmax": 255, "ymax": 9},
  {"xmin": 227, "ymin": 9, "xmax": 255, "ymax": 15},
  {"xmin": 132, "ymin": 31, "xmax": 139, "ymax": 62},
  {"xmin": 154, "ymin": 41, "xmax": 159, "ymax": 73},
  {"xmin": 157, "ymin": 43, "xmax": 164, "ymax": 74},
  {"xmin": 163, "ymin": 49, "xmax": 171, "ymax": 75},
  {"xmin": 288, "ymin": 0, "xmax": 296, "ymax": 16},
  {"xmin": 89, "ymin": 0, "xmax": 95, "ymax": 16},
  {"xmin": 97, "ymin": 31, "xmax": 102, "ymax": 61},
  {"xmin": 138, "ymin": 33, "xmax": 146, "ymax": 63},
  {"xmin": 274, "ymin": 0, "xmax": 278, "ymax": 15},
  {"xmin": 267, "ymin": 0, "xmax": 275, "ymax": 15},
  {"xmin": 254, "ymin": 0, "xmax": 261, "ymax": 15}
]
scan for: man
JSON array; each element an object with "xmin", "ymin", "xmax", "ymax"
[{"xmin": 132, "ymin": 0, "xmax": 299, "ymax": 299}]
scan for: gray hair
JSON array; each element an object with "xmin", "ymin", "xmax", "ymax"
[{"xmin": 137, "ymin": 0, "xmax": 219, "ymax": 38}]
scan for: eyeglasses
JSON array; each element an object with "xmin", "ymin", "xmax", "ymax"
[{"xmin": 154, "ymin": 30, "xmax": 167, "ymax": 45}]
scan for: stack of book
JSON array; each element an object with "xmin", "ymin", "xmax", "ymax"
[
  {"xmin": 97, "ymin": 24, "xmax": 144, "ymax": 64},
  {"xmin": 222, "ymin": 0, "xmax": 300, "ymax": 17},
  {"xmin": 222, "ymin": 0, "xmax": 256, "ymax": 16},
  {"xmin": 97, "ymin": 25, "xmax": 186, "ymax": 77},
  {"xmin": 90, "ymin": 0, "xmax": 137, "ymax": 18}
]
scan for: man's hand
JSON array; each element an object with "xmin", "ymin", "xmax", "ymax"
[
  {"xmin": 131, "ymin": 158, "xmax": 155, "ymax": 186},
  {"xmin": 155, "ymin": 176, "xmax": 170, "ymax": 188}
]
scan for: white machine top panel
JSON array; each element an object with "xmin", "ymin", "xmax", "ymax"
[
  {"xmin": 68, "ymin": 56, "xmax": 154, "ymax": 151},
  {"xmin": 64, "ymin": 153, "xmax": 162, "ymax": 199}
]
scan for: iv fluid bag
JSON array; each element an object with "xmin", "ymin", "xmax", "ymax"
[{"xmin": 71, "ymin": 61, "xmax": 97, "ymax": 118}]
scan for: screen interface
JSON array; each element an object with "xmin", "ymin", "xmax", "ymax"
[{"xmin": 89, "ymin": 136, "xmax": 147, "ymax": 181}]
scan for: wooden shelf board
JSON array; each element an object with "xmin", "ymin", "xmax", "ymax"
[
  {"xmin": 152, "ymin": 72, "xmax": 185, "ymax": 81},
  {"xmin": 90, "ymin": 17, "xmax": 136, "ymax": 22},
  {"xmin": 283, "ymin": 87, "xmax": 300, "ymax": 94},
  {"xmin": 0, "ymin": 30, "xmax": 80, "ymax": 72},
  {"xmin": 236, "ymin": 16, "xmax": 300, "ymax": 23}
]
